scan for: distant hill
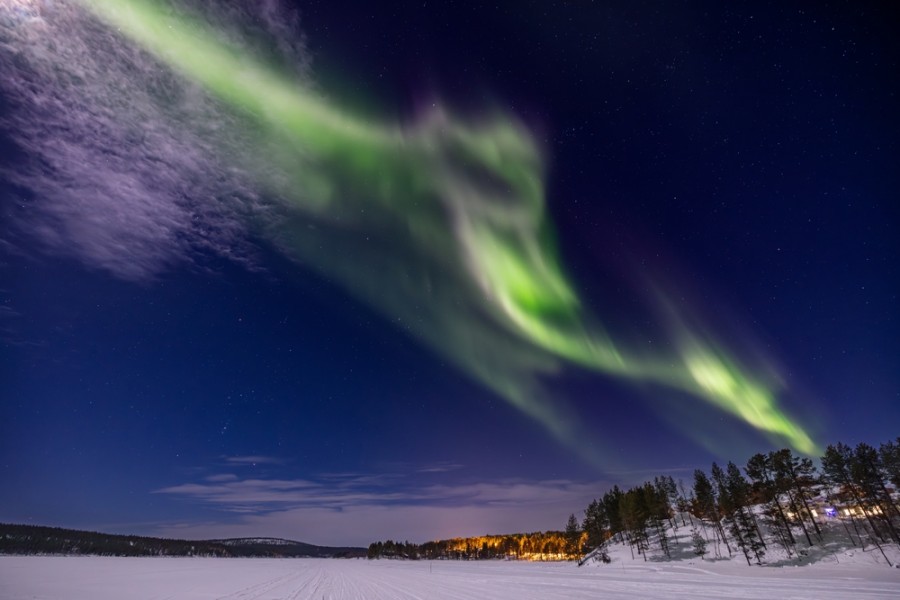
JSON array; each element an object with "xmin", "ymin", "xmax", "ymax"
[
  {"xmin": 0, "ymin": 523, "xmax": 366, "ymax": 558},
  {"xmin": 204, "ymin": 536, "xmax": 365, "ymax": 558}
]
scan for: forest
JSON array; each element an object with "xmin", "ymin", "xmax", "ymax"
[
  {"xmin": 368, "ymin": 437, "xmax": 900, "ymax": 566},
  {"xmin": 366, "ymin": 531, "xmax": 579, "ymax": 561},
  {"xmin": 0, "ymin": 524, "xmax": 364, "ymax": 558}
]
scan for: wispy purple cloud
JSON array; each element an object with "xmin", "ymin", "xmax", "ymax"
[
  {"xmin": 416, "ymin": 462, "xmax": 465, "ymax": 473},
  {"xmin": 152, "ymin": 469, "xmax": 609, "ymax": 546},
  {"xmin": 0, "ymin": 2, "xmax": 290, "ymax": 281},
  {"xmin": 204, "ymin": 474, "xmax": 239, "ymax": 483}
]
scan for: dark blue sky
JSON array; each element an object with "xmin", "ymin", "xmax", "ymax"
[{"xmin": 1, "ymin": 1, "xmax": 897, "ymax": 546}]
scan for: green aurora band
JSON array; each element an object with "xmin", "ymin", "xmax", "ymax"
[{"xmin": 77, "ymin": 0, "xmax": 818, "ymax": 459}]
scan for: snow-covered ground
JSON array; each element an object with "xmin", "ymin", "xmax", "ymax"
[{"xmin": 2, "ymin": 556, "xmax": 898, "ymax": 599}]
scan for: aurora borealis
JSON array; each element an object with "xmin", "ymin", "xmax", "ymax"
[
  {"xmin": 73, "ymin": 0, "xmax": 813, "ymax": 456},
  {"xmin": 1, "ymin": 0, "xmax": 897, "ymax": 544}
]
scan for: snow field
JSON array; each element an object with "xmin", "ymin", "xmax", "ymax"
[{"xmin": 1, "ymin": 556, "xmax": 899, "ymax": 600}]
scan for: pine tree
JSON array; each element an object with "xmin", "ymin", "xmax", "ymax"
[
  {"xmin": 712, "ymin": 462, "xmax": 751, "ymax": 565},
  {"xmin": 677, "ymin": 479, "xmax": 695, "ymax": 527},
  {"xmin": 746, "ymin": 452, "xmax": 795, "ymax": 548},
  {"xmin": 726, "ymin": 461, "xmax": 765, "ymax": 565},
  {"xmin": 648, "ymin": 481, "xmax": 671, "ymax": 558},
  {"xmin": 691, "ymin": 527, "xmax": 708, "ymax": 559},
  {"xmin": 620, "ymin": 487, "xmax": 650, "ymax": 560},
  {"xmin": 771, "ymin": 449, "xmax": 822, "ymax": 541},
  {"xmin": 880, "ymin": 438, "xmax": 900, "ymax": 488},
  {"xmin": 822, "ymin": 443, "xmax": 885, "ymax": 547},
  {"xmin": 603, "ymin": 486, "xmax": 624, "ymax": 543},
  {"xmin": 661, "ymin": 475, "xmax": 681, "ymax": 528},
  {"xmin": 693, "ymin": 468, "xmax": 730, "ymax": 557},
  {"xmin": 760, "ymin": 502, "xmax": 794, "ymax": 557},
  {"xmin": 582, "ymin": 499, "xmax": 608, "ymax": 550},
  {"xmin": 367, "ymin": 541, "xmax": 382, "ymax": 559},
  {"xmin": 692, "ymin": 470, "xmax": 715, "ymax": 521},
  {"xmin": 657, "ymin": 476, "xmax": 681, "ymax": 544},
  {"xmin": 770, "ymin": 449, "xmax": 814, "ymax": 546},
  {"xmin": 710, "ymin": 464, "xmax": 736, "ymax": 557},
  {"xmin": 565, "ymin": 513, "xmax": 582, "ymax": 558},
  {"xmin": 851, "ymin": 443, "xmax": 900, "ymax": 545}
]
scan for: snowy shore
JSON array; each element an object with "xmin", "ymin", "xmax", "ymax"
[{"xmin": 2, "ymin": 555, "xmax": 899, "ymax": 600}]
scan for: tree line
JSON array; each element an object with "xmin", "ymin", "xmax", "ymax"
[
  {"xmin": 365, "ymin": 437, "xmax": 898, "ymax": 566},
  {"xmin": 0, "ymin": 524, "xmax": 366, "ymax": 557},
  {"xmin": 367, "ymin": 530, "xmax": 585, "ymax": 560},
  {"xmin": 576, "ymin": 437, "xmax": 900, "ymax": 566},
  {"xmin": 0, "ymin": 524, "xmax": 233, "ymax": 557}
]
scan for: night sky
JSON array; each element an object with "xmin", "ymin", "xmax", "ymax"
[{"xmin": 1, "ymin": 1, "xmax": 897, "ymax": 546}]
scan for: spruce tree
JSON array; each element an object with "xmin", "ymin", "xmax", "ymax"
[
  {"xmin": 692, "ymin": 470, "xmax": 715, "ymax": 522},
  {"xmin": 691, "ymin": 527, "xmax": 708, "ymax": 559},
  {"xmin": 620, "ymin": 487, "xmax": 650, "ymax": 560},
  {"xmin": 603, "ymin": 486, "xmax": 625, "ymax": 543},
  {"xmin": 582, "ymin": 499, "xmax": 608, "ymax": 549},
  {"xmin": 565, "ymin": 513, "xmax": 582, "ymax": 558}
]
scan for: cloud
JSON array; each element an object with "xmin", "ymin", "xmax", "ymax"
[
  {"xmin": 152, "ymin": 472, "xmax": 607, "ymax": 546},
  {"xmin": 416, "ymin": 462, "xmax": 464, "ymax": 473},
  {"xmin": 204, "ymin": 474, "xmax": 239, "ymax": 483},
  {"xmin": 156, "ymin": 502, "xmax": 585, "ymax": 548},
  {"xmin": 155, "ymin": 477, "xmax": 599, "ymax": 510},
  {"xmin": 0, "ymin": 1, "xmax": 278, "ymax": 281}
]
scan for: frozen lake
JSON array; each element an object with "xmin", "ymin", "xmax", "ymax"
[{"xmin": 2, "ymin": 556, "xmax": 899, "ymax": 599}]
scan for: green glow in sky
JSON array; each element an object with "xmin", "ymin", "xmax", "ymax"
[{"xmin": 79, "ymin": 0, "xmax": 818, "ymax": 459}]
